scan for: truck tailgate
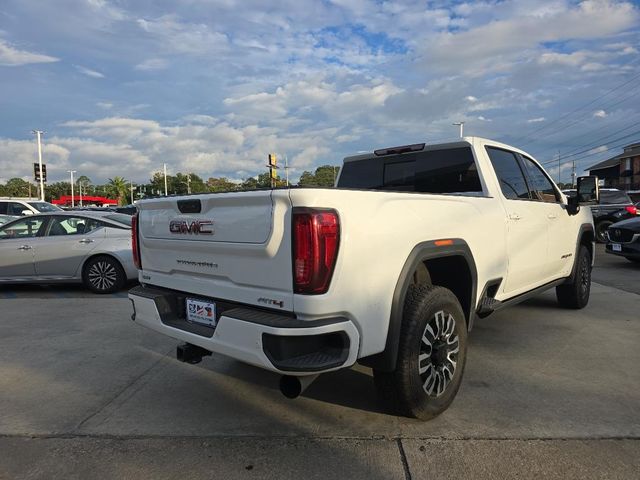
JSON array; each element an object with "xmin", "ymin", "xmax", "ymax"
[{"xmin": 137, "ymin": 190, "xmax": 294, "ymax": 310}]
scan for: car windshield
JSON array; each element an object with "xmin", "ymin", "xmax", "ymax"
[
  {"xmin": 28, "ymin": 202, "xmax": 62, "ymax": 212},
  {"xmin": 104, "ymin": 213, "xmax": 132, "ymax": 227}
]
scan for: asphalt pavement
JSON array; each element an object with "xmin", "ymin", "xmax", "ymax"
[{"xmin": 0, "ymin": 246, "xmax": 638, "ymax": 479}]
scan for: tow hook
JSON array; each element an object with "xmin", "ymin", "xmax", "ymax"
[
  {"xmin": 279, "ymin": 374, "xmax": 320, "ymax": 399},
  {"xmin": 177, "ymin": 343, "xmax": 212, "ymax": 364}
]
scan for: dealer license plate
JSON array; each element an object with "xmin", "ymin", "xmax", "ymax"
[
  {"xmin": 186, "ymin": 298, "xmax": 217, "ymax": 327},
  {"xmin": 612, "ymin": 243, "xmax": 622, "ymax": 252}
]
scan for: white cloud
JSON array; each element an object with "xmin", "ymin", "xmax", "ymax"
[
  {"xmin": 593, "ymin": 110, "xmax": 607, "ymax": 118},
  {"xmin": 75, "ymin": 65, "xmax": 105, "ymax": 78},
  {"xmin": 527, "ymin": 117, "xmax": 546, "ymax": 123},
  {"xmin": 466, "ymin": 96, "xmax": 478, "ymax": 102},
  {"xmin": 135, "ymin": 58, "xmax": 169, "ymax": 71},
  {"xmin": 137, "ymin": 15, "xmax": 229, "ymax": 56},
  {"xmin": 0, "ymin": 39, "xmax": 59, "ymax": 66},
  {"xmin": 96, "ymin": 102, "xmax": 113, "ymax": 110}
]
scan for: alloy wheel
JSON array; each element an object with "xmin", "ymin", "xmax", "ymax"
[
  {"xmin": 87, "ymin": 261, "xmax": 117, "ymax": 291},
  {"xmin": 418, "ymin": 310, "xmax": 460, "ymax": 397}
]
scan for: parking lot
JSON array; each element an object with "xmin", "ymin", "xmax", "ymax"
[{"xmin": 0, "ymin": 244, "xmax": 638, "ymax": 479}]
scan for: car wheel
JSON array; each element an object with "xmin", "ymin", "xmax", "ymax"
[
  {"xmin": 373, "ymin": 285, "xmax": 468, "ymax": 420},
  {"xmin": 556, "ymin": 245, "xmax": 591, "ymax": 309},
  {"xmin": 82, "ymin": 255, "xmax": 126, "ymax": 294},
  {"xmin": 626, "ymin": 257, "xmax": 640, "ymax": 264},
  {"xmin": 595, "ymin": 220, "xmax": 612, "ymax": 243}
]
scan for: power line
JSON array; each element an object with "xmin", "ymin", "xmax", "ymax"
[
  {"xmin": 540, "ymin": 129, "xmax": 640, "ymax": 168},
  {"xmin": 517, "ymin": 69, "xmax": 640, "ymax": 146},
  {"xmin": 538, "ymin": 121, "xmax": 640, "ymax": 162}
]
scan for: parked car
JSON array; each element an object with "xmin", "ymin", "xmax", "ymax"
[
  {"xmin": 606, "ymin": 217, "xmax": 640, "ymax": 263},
  {"xmin": 562, "ymin": 188, "xmax": 636, "ymax": 242},
  {"xmin": 0, "ymin": 199, "xmax": 62, "ymax": 216},
  {"xmin": 115, "ymin": 204, "xmax": 137, "ymax": 215},
  {"xmin": 0, "ymin": 212, "xmax": 137, "ymax": 293},
  {"xmin": 129, "ymin": 137, "xmax": 598, "ymax": 420},
  {"xmin": 0, "ymin": 215, "xmax": 18, "ymax": 226}
]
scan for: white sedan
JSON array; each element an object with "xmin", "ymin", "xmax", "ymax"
[{"xmin": 0, "ymin": 212, "xmax": 137, "ymax": 293}]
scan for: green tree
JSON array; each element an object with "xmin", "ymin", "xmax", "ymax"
[
  {"xmin": 207, "ymin": 177, "xmax": 238, "ymax": 192},
  {"xmin": 44, "ymin": 182, "xmax": 71, "ymax": 202},
  {"xmin": 297, "ymin": 165, "xmax": 339, "ymax": 187},
  {"xmin": 108, "ymin": 176, "xmax": 129, "ymax": 206},
  {"xmin": 3, "ymin": 178, "xmax": 34, "ymax": 197}
]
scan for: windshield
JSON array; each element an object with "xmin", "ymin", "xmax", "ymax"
[
  {"xmin": 104, "ymin": 213, "xmax": 132, "ymax": 227},
  {"xmin": 28, "ymin": 202, "xmax": 62, "ymax": 212}
]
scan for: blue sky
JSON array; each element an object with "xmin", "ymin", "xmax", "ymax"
[{"xmin": 1, "ymin": 0, "xmax": 639, "ymax": 185}]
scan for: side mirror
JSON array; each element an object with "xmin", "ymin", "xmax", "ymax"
[
  {"xmin": 21, "ymin": 210, "xmax": 34, "ymax": 216},
  {"xmin": 577, "ymin": 175, "xmax": 599, "ymax": 204}
]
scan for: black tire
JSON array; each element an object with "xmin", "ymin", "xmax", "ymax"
[
  {"xmin": 595, "ymin": 220, "xmax": 612, "ymax": 243},
  {"xmin": 82, "ymin": 255, "xmax": 126, "ymax": 294},
  {"xmin": 373, "ymin": 285, "xmax": 468, "ymax": 420},
  {"xmin": 626, "ymin": 257, "xmax": 640, "ymax": 264},
  {"xmin": 556, "ymin": 245, "xmax": 591, "ymax": 309}
]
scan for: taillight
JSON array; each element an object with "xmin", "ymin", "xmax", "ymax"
[
  {"xmin": 292, "ymin": 208, "xmax": 340, "ymax": 294},
  {"xmin": 132, "ymin": 213, "xmax": 141, "ymax": 269},
  {"xmin": 625, "ymin": 205, "xmax": 637, "ymax": 215}
]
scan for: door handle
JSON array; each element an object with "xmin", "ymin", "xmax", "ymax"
[
  {"xmin": 547, "ymin": 214, "xmax": 558, "ymax": 219},
  {"xmin": 509, "ymin": 214, "xmax": 522, "ymax": 221},
  {"xmin": 78, "ymin": 239, "xmax": 94, "ymax": 244},
  {"xmin": 17, "ymin": 245, "xmax": 32, "ymax": 250}
]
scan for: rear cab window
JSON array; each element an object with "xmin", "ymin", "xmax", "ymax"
[
  {"xmin": 600, "ymin": 191, "xmax": 632, "ymax": 205},
  {"xmin": 337, "ymin": 144, "xmax": 484, "ymax": 195}
]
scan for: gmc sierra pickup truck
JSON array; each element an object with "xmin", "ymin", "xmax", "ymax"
[{"xmin": 128, "ymin": 137, "xmax": 599, "ymax": 420}]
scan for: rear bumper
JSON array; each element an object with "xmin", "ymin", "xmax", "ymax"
[{"xmin": 128, "ymin": 285, "xmax": 360, "ymax": 375}]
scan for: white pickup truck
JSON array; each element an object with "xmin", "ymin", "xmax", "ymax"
[{"xmin": 128, "ymin": 137, "xmax": 598, "ymax": 420}]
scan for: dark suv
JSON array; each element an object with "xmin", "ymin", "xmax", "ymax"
[{"xmin": 563, "ymin": 188, "xmax": 637, "ymax": 242}]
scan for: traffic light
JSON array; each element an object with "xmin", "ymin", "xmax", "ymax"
[{"xmin": 33, "ymin": 163, "xmax": 47, "ymax": 182}]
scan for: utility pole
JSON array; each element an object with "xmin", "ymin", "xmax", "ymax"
[
  {"xmin": 163, "ymin": 163, "xmax": 168, "ymax": 196},
  {"xmin": 32, "ymin": 130, "xmax": 45, "ymax": 201},
  {"xmin": 67, "ymin": 170, "xmax": 76, "ymax": 207},
  {"xmin": 453, "ymin": 121, "xmax": 464, "ymax": 138},
  {"xmin": 284, "ymin": 155, "xmax": 289, "ymax": 187},
  {"xmin": 187, "ymin": 174, "xmax": 191, "ymax": 194},
  {"xmin": 79, "ymin": 181, "xmax": 83, "ymax": 207},
  {"xmin": 571, "ymin": 160, "xmax": 576, "ymax": 188},
  {"xmin": 557, "ymin": 150, "xmax": 561, "ymax": 185},
  {"xmin": 130, "ymin": 180, "xmax": 135, "ymax": 204}
]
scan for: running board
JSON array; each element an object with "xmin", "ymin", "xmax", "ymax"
[{"xmin": 476, "ymin": 278, "xmax": 566, "ymax": 318}]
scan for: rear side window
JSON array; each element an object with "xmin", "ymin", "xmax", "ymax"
[
  {"xmin": 600, "ymin": 191, "xmax": 632, "ymax": 204},
  {"xmin": 338, "ymin": 146, "xmax": 483, "ymax": 194},
  {"xmin": 0, "ymin": 202, "xmax": 7, "ymax": 215},
  {"xmin": 486, "ymin": 147, "xmax": 530, "ymax": 200}
]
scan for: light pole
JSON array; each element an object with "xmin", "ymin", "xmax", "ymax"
[
  {"xmin": 32, "ymin": 130, "xmax": 45, "ymax": 201},
  {"xmin": 67, "ymin": 170, "xmax": 76, "ymax": 207},
  {"xmin": 452, "ymin": 121, "xmax": 464, "ymax": 138},
  {"xmin": 163, "ymin": 163, "xmax": 168, "ymax": 196}
]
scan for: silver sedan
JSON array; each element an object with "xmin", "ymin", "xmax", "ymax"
[{"xmin": 0, "ymin": 211, "xmax": 137, "ymax": 293}]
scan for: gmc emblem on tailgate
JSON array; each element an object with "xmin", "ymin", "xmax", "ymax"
[{"xmin": 169, "ymin": 220, "xmax": 214, "ymax": 235}]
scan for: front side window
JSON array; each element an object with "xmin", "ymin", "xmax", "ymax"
[
  {"xmin": 521, "ymin": 156, "xmax": 559, "ymax": 203},
  {"xmin": 7, "ymin": 202, "xmax": 28, "ymax": 216},
  {"xmin": 0, "ymin": 218, "xmax": 45, "ymax": 239},
  {"xmin": 486, "ymin": 147, "xmax": 530, "ymax": 200},
  {"xmin": 46, "ymin": 217, "xmax": 89, "ymax": 236}
]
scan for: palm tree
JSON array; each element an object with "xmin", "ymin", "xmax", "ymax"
[{"xmin": 108, "ymin": 176, "xmax": 128, "ymax": 206}]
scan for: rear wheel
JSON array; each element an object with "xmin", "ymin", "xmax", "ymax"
[
  {"xmin": 556, "ymin": 245, "xmax": 591, "ymax": 309},
  {"xmin": 82, "ymin": 255, "xmax": 126, "ymax": 294},
  {"xmin": 373, "ymin": 285, "xmax": 468, "ymax": 420},
  {"xmin": 595, "ymin": 220, "xmax": 612, "ymax": 243}
]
